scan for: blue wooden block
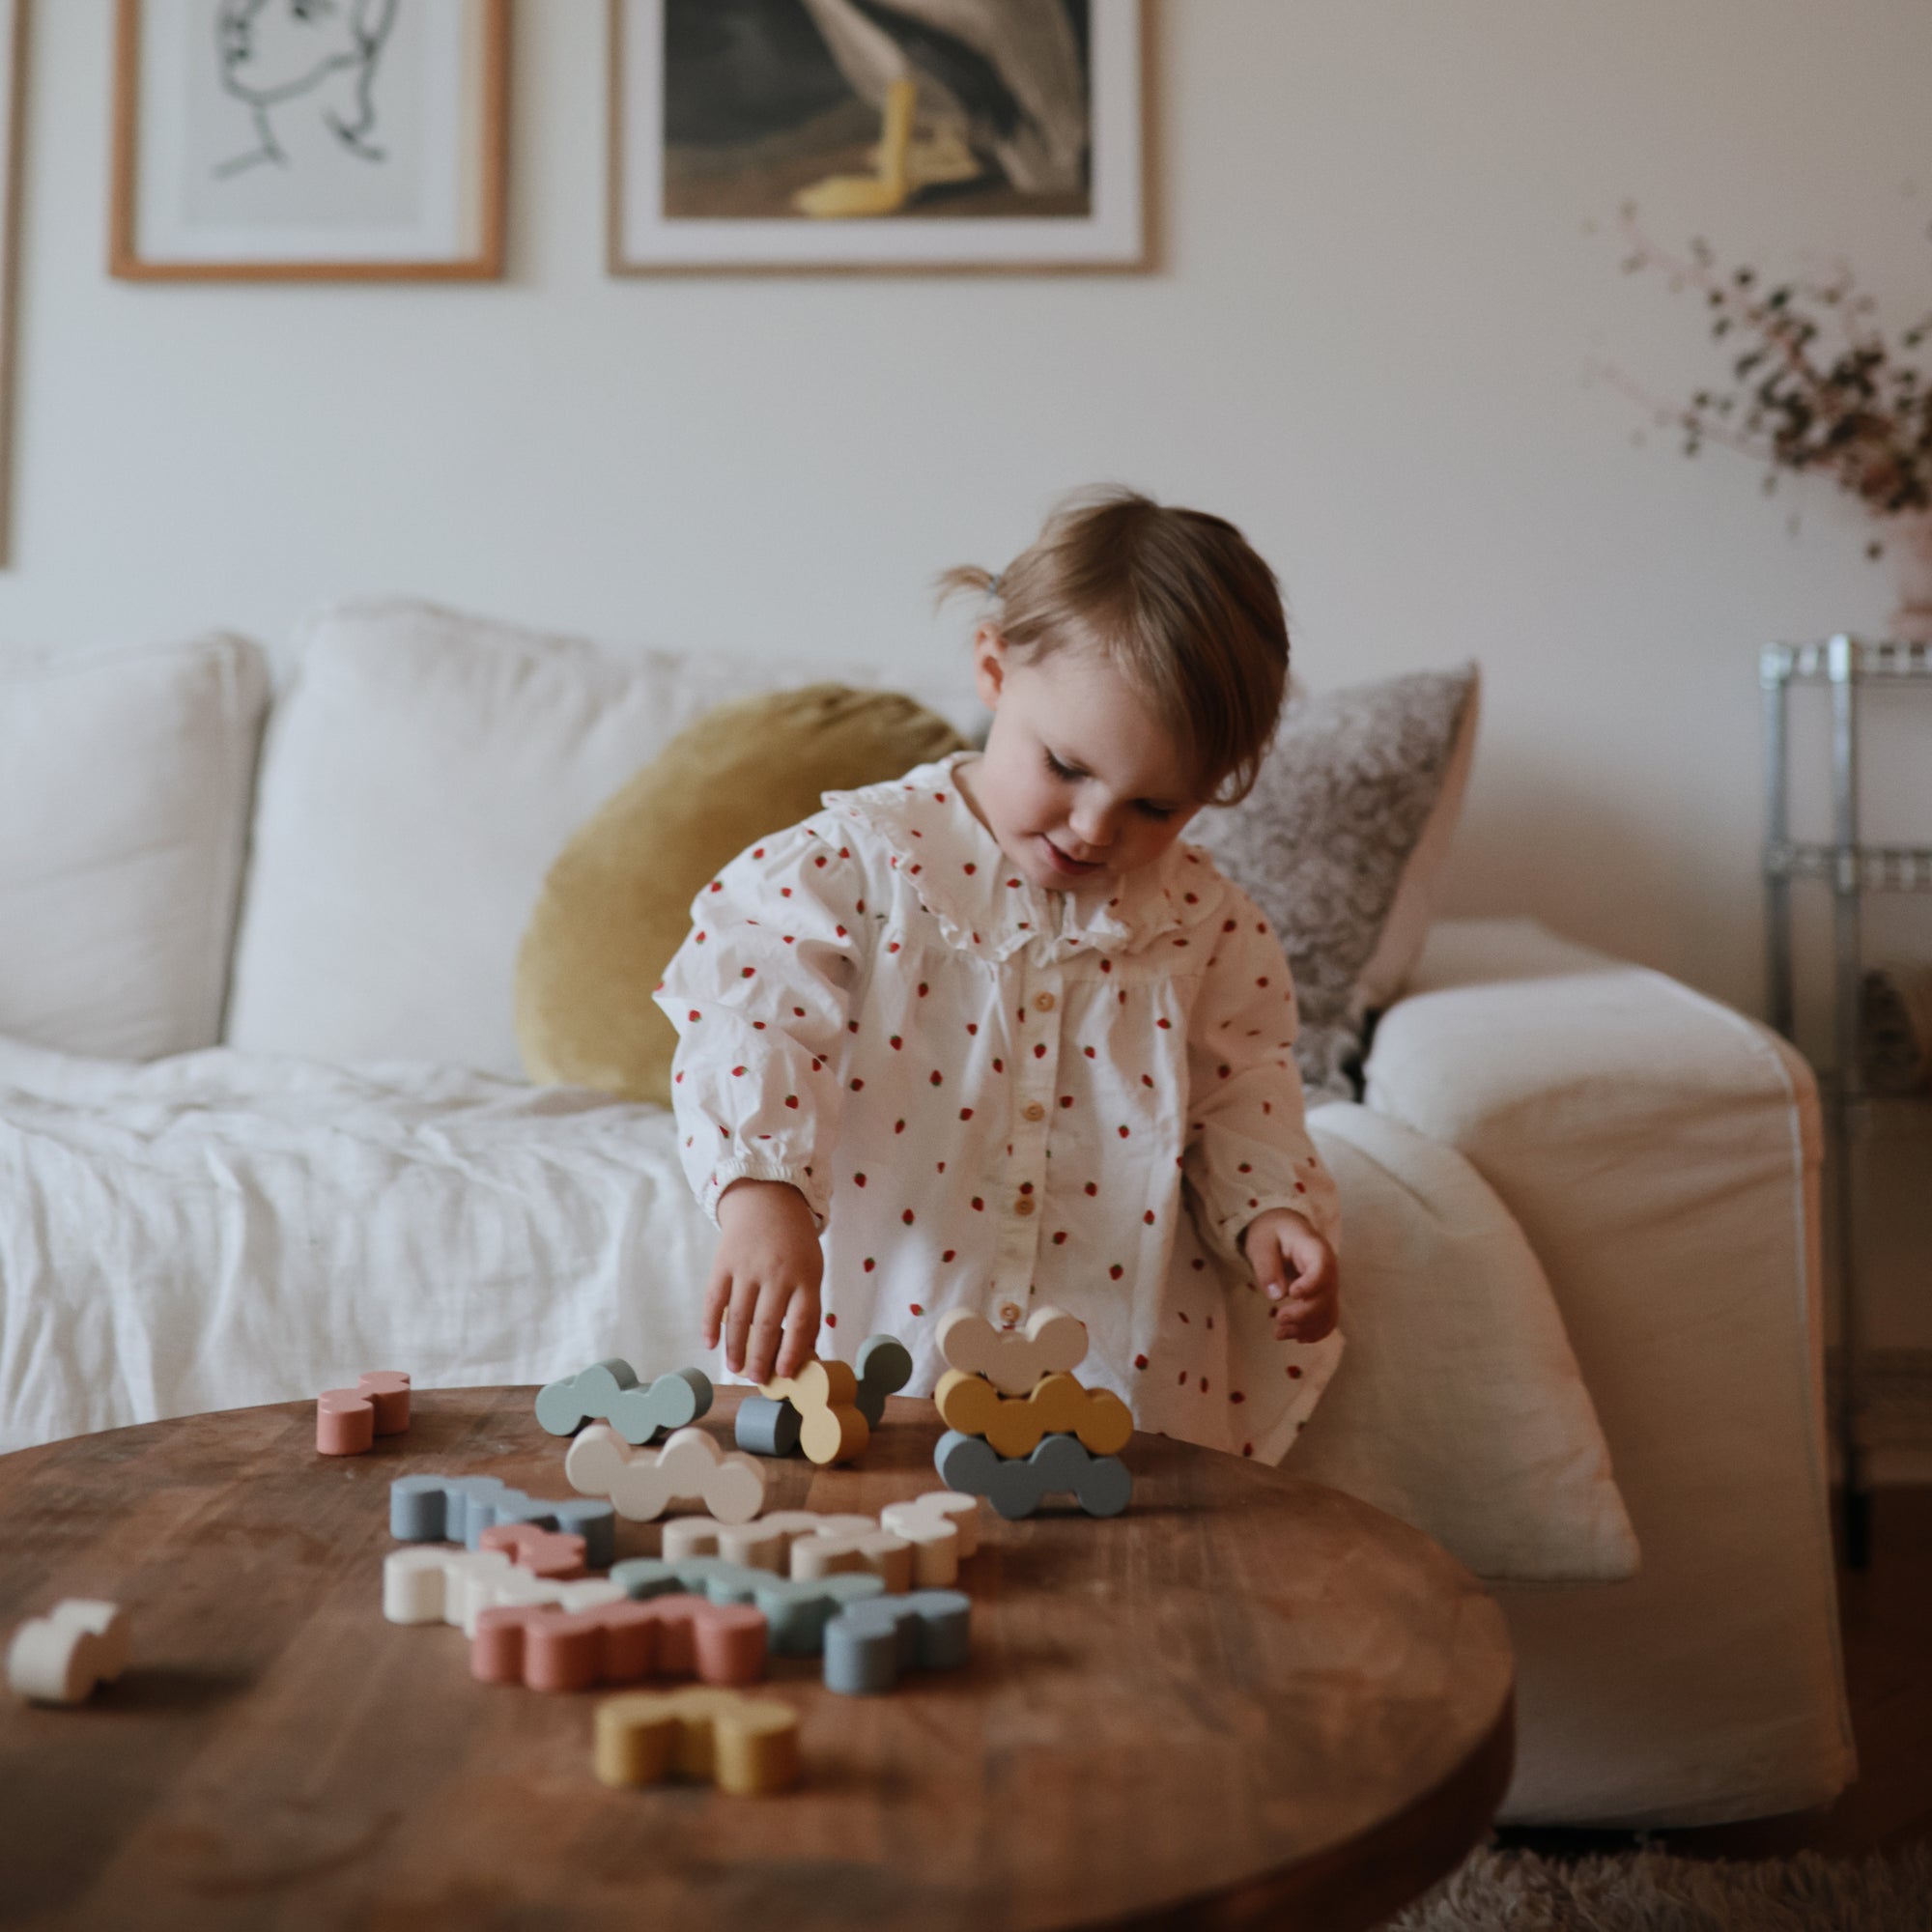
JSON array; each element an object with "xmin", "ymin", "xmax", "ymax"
[
  {"xmin": 822, "ymin": 1590, "xmax": 972, "ymax": 1695},
  {"xmin": 387, "ymin": 1474, "xmax": 616, "ymax": 1568},
  {"xmin": 533, "ymin": 1360, "xmax": 713, "ymax": 1445},
  {"xmin": 933, "ymin": 1430, "xmax": 1132, "ymax": 1520},
  {"xmin": 854, "ymin": 1334, "xmax": 915, "ymax": 1429},
  {"xmin": 611, "ymin": 1554, "xmax": 885, "ymax": 1656},
  {"xmin": 734, "ymin": 1394, "xmax": 803, "ymax": 1459}
]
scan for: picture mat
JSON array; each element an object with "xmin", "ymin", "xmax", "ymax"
[
  {"xmin": 613, "ymin": 0, "xmax": 1144, "ymax": 269},
  {"xmin": 130, "ymin": 0, "xmax": 487, "ymax": 265}
]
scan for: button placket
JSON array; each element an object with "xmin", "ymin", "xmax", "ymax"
[{"xmin": 990, "ymin": 958, "xmax": 1060, "ymax": 1320}]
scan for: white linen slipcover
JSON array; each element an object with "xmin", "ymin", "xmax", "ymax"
[
  {"xmin": 222, "ymin": 599, "xmax": 984, "ymax": 1080},
  {"xmin": 1366, "ymin": 919, "xmax": 1856, "ymax": 1828}
]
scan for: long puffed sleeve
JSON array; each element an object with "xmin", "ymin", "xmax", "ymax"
[
  {"xmin": 652, "ymin": 817, "xmax": 869, "ymax": 1229},
  {"xmin": 1180, "ymin": 892, "xmax": 1342, "ymax": 1272}
]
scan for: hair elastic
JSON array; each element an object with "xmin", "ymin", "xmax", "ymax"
[{"xmin": 986, "ymin": 571, "xmax": 1003, "ymax": 596}]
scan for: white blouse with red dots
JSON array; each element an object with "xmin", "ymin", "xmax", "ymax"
[{"xmin": 654, "ymin": 752, "xmax": 1344, "ymax": 1463}]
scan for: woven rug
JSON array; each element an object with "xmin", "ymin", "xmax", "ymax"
[{"xmin": 1380, "ymin": 1839, "xmax": 1932, "ymax": 1931}]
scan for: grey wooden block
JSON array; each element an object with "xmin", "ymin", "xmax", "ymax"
[
  {"xmin": 933, "ymin": 1430, "xmax": 1132, "ymax": 1520},
  {"xmin": 387, "ymin": 1474, "xmax": 616, "ymax": 1567},
  {"xmin": 822, "ymin": 1590, "xmax": 972, "ymax": 1694},
  {"xmin": 610, "ymin": 1554, "xmax": 884, "ymax": 1656},
  {"xmin": 546, "ymin": 1496, "xmax": 618, "ymax": 1570},
  {"xmin": 854, "ymin": 1334, "xmax": 915, "ymax": 1429},
  {"xmin": 533, "ymin": 1361, "xmax": 713, "ymax": 1445},
  {"xmin": 734, "ymin": 1394, "xmax": 803, "ymax": 1459}
]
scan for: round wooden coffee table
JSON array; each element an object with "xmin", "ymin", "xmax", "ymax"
[{"xmin": 0, "ymin": 1388, "xmax": 1512, "ymax": 1930}]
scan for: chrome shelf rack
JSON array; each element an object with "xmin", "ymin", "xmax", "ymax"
[{"xmin": 1762, "ymin": 635, "xmax": 1932, "ymax": 1569}]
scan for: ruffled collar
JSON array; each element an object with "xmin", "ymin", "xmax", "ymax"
[{"xmin": 823, "ymin": 752, "xmax": 1218, "ymax": 964}]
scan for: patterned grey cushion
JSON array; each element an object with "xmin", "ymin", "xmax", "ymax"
[{"xmin": 1190, "ymin": 666, "xmax": 1478, "ymax": 1105}]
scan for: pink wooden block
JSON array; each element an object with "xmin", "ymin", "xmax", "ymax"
[
  {"xmin": 315, "ymin": 1371, "xmax": 412, "ymax": 1456},
  {"xmin": 470, "ymin": 1594, "xmax": 767, "ymax": 1693},
  {"xmin": 478, "ymin": 1522, "xmax": 587, "ymax": 1580},
  {"xmin": 357, "ymin": 1371, "xmax": 412, "ymax": 1435}
]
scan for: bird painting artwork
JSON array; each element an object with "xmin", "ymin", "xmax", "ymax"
[{"xmin": 662, "ymin": 0, "xmax": 1094, "ymax": 224}]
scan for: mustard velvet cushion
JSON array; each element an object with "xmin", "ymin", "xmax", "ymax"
[{"xmin": 516, "ymin": 684, "xmax": 967, "ymax": 1103}]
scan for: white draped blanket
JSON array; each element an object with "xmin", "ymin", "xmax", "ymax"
[{"xmin": 0, "ymin": 1037, "xmax": 717, "ymax": 1449}]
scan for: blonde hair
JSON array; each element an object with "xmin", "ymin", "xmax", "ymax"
[{"xmin": 936, "ymin": 487, "xmax": 1289, "ymax": 805}]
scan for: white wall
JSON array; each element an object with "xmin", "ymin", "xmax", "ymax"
[{"xmin": 5, "ymin": 0, "xmax": 1930, "ymax": 1029}]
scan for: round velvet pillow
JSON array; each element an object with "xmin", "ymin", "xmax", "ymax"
[{"xmin": 516, "ymin": 684, "xmax": 967, "ymax": 1103}]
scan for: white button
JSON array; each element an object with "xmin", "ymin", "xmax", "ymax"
[
  {"xmin": 1023, "ymin": 1101, "xmax": 1045, "ymax": 1122},
  {"xmin": 1034, "ymin": 992, "xmax": 1056, "ymax": 1012},
  {"xmin": 1000, "ymin": 1301, "xmax": 1022, "ymax": 1326}
]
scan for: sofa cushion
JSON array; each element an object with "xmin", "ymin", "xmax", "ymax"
[
  {"xmin": 515, "ymin": 684, "xmax": 965, "ymax": 1104},
  {"xmin": 0, "ymin": 634, "xmax": 269, "ymax": 1059},
  {"xmin": 225, "ymin": 600, "xmax": 981, "ymax": 1078},
  {"xmin": 1190, "ymin": 664, "xmax": 1478, "ymax": 1102}
]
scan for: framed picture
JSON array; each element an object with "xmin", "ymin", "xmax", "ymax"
[
  {"xmin": 610, "ymin": 0, "xmax": 1147, "ymax": 274},
  {"xmin": 0, "ymin": 0, "xmax": 25, "ymax": 563},
  {"xmin": 111, "ymin": 0, "xmax": 509, "ymax": 281}
]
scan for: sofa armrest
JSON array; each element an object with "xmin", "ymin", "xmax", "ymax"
[{"xmin": 1364, "ymin": 917, "xmax": 1855, "ymax": 1825}]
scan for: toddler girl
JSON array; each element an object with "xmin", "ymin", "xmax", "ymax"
[{"xmin": 655, "ymin": 489, "xmax": 1342, "ymax": 1462}]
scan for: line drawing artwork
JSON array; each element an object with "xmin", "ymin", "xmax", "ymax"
[{"xmin": 213, "ymin": 0, "xmax": 402, "ymax": 180}]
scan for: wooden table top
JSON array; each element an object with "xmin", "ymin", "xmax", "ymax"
[{"xmin": 0, "ymin": 1386, "xmax": 1512, "ymax": 1932}]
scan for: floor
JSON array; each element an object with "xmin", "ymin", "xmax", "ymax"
[{"xmin": 1499, "ymin": 1486, "xmax": 1932, "ymax": 1863}]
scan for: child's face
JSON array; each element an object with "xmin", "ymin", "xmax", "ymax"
[{"xmin": 964, "ymin": 629, "xmax": 1205, "ymax": 891}]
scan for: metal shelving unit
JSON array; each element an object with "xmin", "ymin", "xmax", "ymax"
[{"xmin": 1762, "ymin": 635, "xmax": 1932, "ymax": 1569}]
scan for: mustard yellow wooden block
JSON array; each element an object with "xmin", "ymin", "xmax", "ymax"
[
  {"xmin": 934, "ymin": 1370, "xmax": 1134, "ymax": 1461},
  {"xmin": 595, "ymin": 1686, "xmax": 800, "ymax": 1796},
  {"xmin": 757, "ymin": 1359, "xmax": 869, "ymax": 1465}
]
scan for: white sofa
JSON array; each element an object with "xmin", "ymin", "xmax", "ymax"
[{"xmin": 0, "ymin": 602, "xmax": 1854, "ymax": 1830}]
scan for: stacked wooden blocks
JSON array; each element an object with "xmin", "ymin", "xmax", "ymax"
[{"xmin": 930, "ymin": 1307, "xmax": 1133, "ymax": 1520}]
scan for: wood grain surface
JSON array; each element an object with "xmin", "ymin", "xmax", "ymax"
[{"xmin": 0, "ymin": 1387, "xmax": 1513, "ymax": 1931}]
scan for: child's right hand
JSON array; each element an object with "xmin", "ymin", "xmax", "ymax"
[{"xmin": 708, "ymin": 1179, "xmax": 824, "ymax": 1384}]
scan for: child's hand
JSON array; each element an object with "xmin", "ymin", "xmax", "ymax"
[
  {"xmin": 1241, "ymin": 1208, "xmax": 1340, "ymax": 1345},
  {"xmin": 709, "ymin": 1179, "xmax": 824, "ymax": 1384}
]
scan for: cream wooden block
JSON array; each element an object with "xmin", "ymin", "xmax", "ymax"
[
  {"xmin": 6, "ymin": 1600, "xmax": 130, "ymax": 1704},
  {"xmin": 383, "ymin": 1547, "xmax": 513, "ymax": 1626},
  {"xmin": 756, "ymin": 1358, "xmax": 869, "ymax": 1465},
  {"xmin": 879, "ymin": 1492, "xmax": 982, "ymax": 1585},
  {"xmin": 660, "ymin": 1518, "xmax": 787, "ymax": 1572},
  {"xmin": 462, "ymin": 1570, "xmax": 624, "ymax": 1639},
  {"xmin": 382, "ymin": 1545, "xmax": 624, "ymax": 1634},
  {"xmin": 788, "ymin": 1528, "xmax": 915, "ymax": 1596},
  {"xmin": 936, "ymin": 1305, "xmax": 1089, "ymax": 1395},
  {"xmin": 564, "ymin": 1424, "xmax": 766, "ymax": 1525}
]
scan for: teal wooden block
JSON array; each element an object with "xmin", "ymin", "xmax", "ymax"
[{"xmin": 534, "ymin": 1361, "xmax": 713, "ymax": 1445}]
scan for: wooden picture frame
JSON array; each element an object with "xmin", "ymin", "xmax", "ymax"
[
  {"xmin": 111, "ymin": 0, "xmax": 509, "ymax": 282},
  {"xmin": 609, "ymin": 0, "xmax": 1149, "ymax": 275},
  {"xmin": 0, "ymin": 0, "xmax": 27, "ymax": 562}
]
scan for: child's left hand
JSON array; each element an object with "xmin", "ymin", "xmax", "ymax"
[{"xmin": 1241, "ymin": 1208, "xmax": 1340, "ymax": 1345}]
